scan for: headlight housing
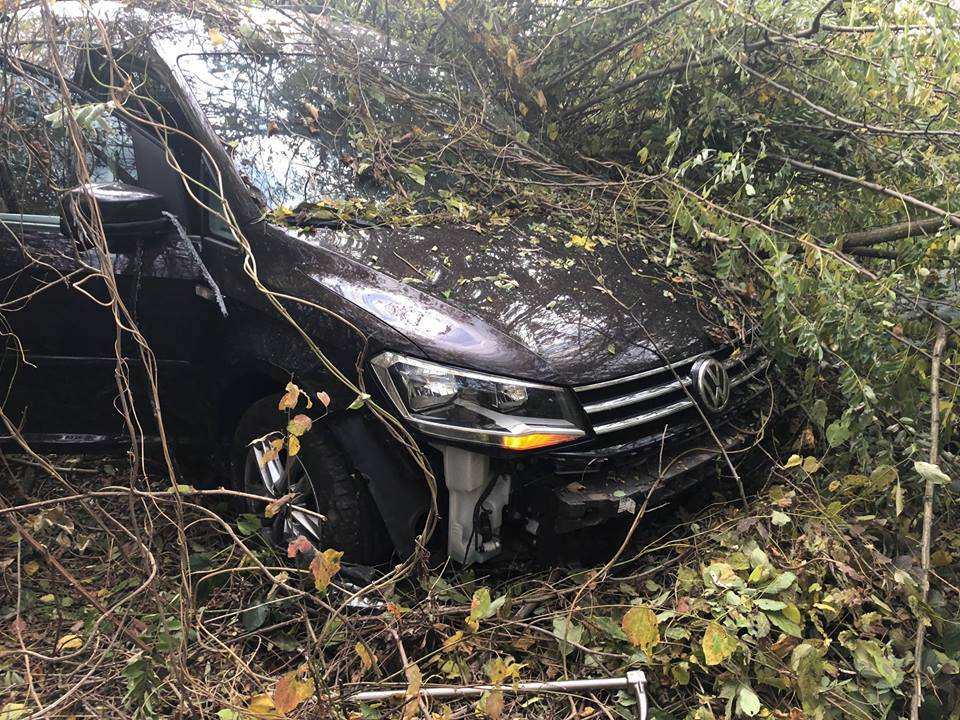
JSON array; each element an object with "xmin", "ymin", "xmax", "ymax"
[{"xmin": 370, "ymin": 351, "xmax": 584, "ymax": 450}]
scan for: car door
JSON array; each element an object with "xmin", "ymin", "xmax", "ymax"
[{"xmin": 0, "ymin": 70, "xmax": 210, "ymax": 447}]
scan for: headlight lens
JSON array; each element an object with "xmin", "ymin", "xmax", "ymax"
[{"xmin": 371, "ymin": 351, "xmax": 584, "ymax": 450}]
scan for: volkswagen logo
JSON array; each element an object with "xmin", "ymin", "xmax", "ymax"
[{"xmin": 692, "ymin": 357, "xmax": 730, "ymax": 413}]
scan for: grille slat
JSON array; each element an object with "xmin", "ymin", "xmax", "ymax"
[{"xmin": 577, "ymin": 346, "xmax": 767, "ymax": 437}]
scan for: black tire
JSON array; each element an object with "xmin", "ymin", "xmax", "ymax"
[{"xmin": 231, "ymin": 395, "xmax": 392, "ymax": 565}]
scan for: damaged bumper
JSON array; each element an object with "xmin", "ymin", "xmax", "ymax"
[{"xmin": 549, "ymin": 430, "xmax": 747, "ymax": 533}]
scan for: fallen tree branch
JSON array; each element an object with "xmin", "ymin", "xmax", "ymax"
[
  {"xmin": 842, "ymin": 217, "xmax": 949, "ymax": 248},
  {"xmin": 771, "ymin": 154, "xmax": 960, "ymax": 229},
  {"xmin": 910, "ymin": 321, "xmax": 948, "ymax": 720}
]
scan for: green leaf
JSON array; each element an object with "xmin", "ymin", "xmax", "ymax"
[
  {"xmin": 754, "ymin": 598, "xmax": 786, "ymax": 611},
  {"xmin": 241, "ymin": 603, "xmax": 269, "ymax": 631},
  {"xmin": 552, "ymin": 616, "xmax": 584, "ymax": 656},
  {"xmin": 216, "ymin": 711, "xmax": 241, "ymax": 720},
  {"xmin": 593, "ymin": 615, "xmax": 628, "ymax": 641},
  {"xmin": 701, "ymin": 621, "xmax": 738, "ymax": 665},
  {"xmin": 761, "ymin": 571, "xmax": 796, "ymax": 595},
  {"xmin": 237, "ymin": 513, "xmax": 261, "ymax": 536},
  {"xmin": 791, "ymin": 643, "xmax": 824, "ymax": 714},
  {"xmin": 405, "ymin": 164, "xmax": 427, "ymax": 186},
  {"xmin": 825, "ymin": 419, "xmax": 850, "ymax": 447},
  {"xmin": 767, "ymin": 610, "xmax": 803, "ymax": 638},
  {"xmin": 851, "ymin": 639, "xmax": 904, "ymax": 689},
  {"xmin": 347, "ymin": 393, "xmax": 371, "ymax": 410},
  {"xmin": 770, "ymin": 510, "xmax": 790, "ymax": 527},
  {"xmin": 167, "ymin": 484, "xmax": 195, "ymax": 494},
  {"xmin": 465, "ymin": 588, "xmax": 505, "ymax": 631}
]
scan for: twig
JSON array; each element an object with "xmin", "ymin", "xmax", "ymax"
[{"xmin": 910, "ymin": 321, "xmax": 948, "ymax": 720}]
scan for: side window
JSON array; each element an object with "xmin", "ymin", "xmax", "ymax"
[{"xmin": 0, "ymin": 73, "xmax": 139, "ymax": 220}]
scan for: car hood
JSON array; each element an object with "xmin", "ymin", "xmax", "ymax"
[{"xmin": 301, "ymin": 221, "xmax": 729, "ymax": 386}]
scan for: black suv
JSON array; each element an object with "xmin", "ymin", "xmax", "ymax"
[{"xmin": 0, "ymin": 6, "xmax": 770, "ymax": 564}]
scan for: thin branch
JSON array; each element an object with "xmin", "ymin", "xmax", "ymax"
[{"xmin": 910, "ymin": 322, "xmax": 948, "ymax": 720}]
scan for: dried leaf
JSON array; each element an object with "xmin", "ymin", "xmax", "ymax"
[
  {"xmin": 287, "ymin": 414, "xmax": 313, "ymax": 437},
  {"xmin": 207, "ymin": 28, "xmax": 225, "ymax": 46},
  {"xmin": 287, "ymin": 534, "xmax": 313, "ymax": 558},
  {"xmin": 309, "ymin": 548, "xmax": 343, "ymax": 592},
  {"xmin": 264, "ymin": 493, "xmax": 293, "ymax": 519},
  {"xmin": 402, "ymin": 664, "xmax": 422, "ymax": 720},
  {"xmin": 317, "ymin": 391, "xmax": 331, "ymax": 408},
  {"xmin": 622, "ymin": 606, "xmax": 660, "ymax": 656},
  {"xmin": 355, "ymin": 642, "xmax": 377, "ymax": 672},
  {"xmin": 479, "ymin": 689, "xmax": 504, "ymax": 720},
  {"xmin": 442, "ymin": 630, "xmax": 464, "ymax": 653},
  {"xmin": 303, "ymin": 101, "xmax": 320, "ymax": 122},
  {"xmin": 273, "ymin": 669, "xmax": 315, "ymax": 714},
  {"xmin": 287, "ymin": 435, "xmax": 301, "ymax": 457},
  {"xmin": 279, "ymin": 382, "xmax": 300, "ymax": 411}
]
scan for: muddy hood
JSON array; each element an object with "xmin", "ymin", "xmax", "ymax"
[{"xmin": 307, "ymin": 221, "xmax": 727, "ymax": 386}]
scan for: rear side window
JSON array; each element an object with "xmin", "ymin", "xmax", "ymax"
[{"xmin": 0, "ymin": 73, "xmax": 139, "ymax": 219}]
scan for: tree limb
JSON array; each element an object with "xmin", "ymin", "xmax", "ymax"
[
  {"xmin": 772, "ymin": 154, "xmax": 960, "ymax": 229},
  {"xmin": 842, "ymin": 217, "xmax": 950, "ymax": 248},
  {"xmin": 910, "ymin": 322, "xmax": 948, "ymax": 720}
]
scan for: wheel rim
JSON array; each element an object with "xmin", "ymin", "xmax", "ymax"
[{"xmin": 244, "ymin": 440, "xmax": 323, "ymax": 548}]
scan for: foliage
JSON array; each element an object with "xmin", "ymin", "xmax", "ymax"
[{"xmin": 1, "ymin": 1, "xmax": 960, "ymax": 719}]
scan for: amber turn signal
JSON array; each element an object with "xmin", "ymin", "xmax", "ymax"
[{"xmin": 500, "ymin": 433, "xmax": 574, "ymax": 451}]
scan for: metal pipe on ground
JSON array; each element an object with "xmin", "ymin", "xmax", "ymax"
[{"xmin": 346, "ymin": 670, "xmax": 648, "ymax": 720}]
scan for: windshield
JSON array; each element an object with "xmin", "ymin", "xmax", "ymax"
[{"xmin": 177, "ymin": 50, "xmax": 461, "ymax": 209}]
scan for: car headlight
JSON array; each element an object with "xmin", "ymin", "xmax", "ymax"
[{"xmin": 370, "ymin": 351, "xmax": 585, "ymax": 450}]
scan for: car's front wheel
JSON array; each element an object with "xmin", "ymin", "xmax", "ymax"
[{"xmin": 231, "ymin": 396, "xmax": 392, "ymax": 565}]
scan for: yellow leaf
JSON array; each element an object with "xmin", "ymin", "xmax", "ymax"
[
  {"xmin": 622, "ymin": 606, "xmax": 660, "ymax": 656},
  {"xmin": 438, "ymin": 0, "xmax": 448, "ymax": 9},
  {"xmin": 801, "ymin": 456, "xmax": 820, "ymax": 474},
  {"xmin": 783, "ymin": 454, "xmax": 802, "ymax": 469},
  {"xmin": 488, "ymin": 657, "xmax": 523, "ymax": 685},
  {"xmin": 207, "ymin": 28, "xmax": 225, "ymax": 46},
  {"xmin": 701, "ymin": 621, "xmax": 738, "ymax": 666},
  {"xmin": 567, "ymin": 234, "xmax": 597, "ymax": 252},
  {"xmin": 402, "ymin": 664, "xmax": 423, "ymax": 720},
  {"xmin": 56, "ymin": 634, "xmax": 82, "ymax": 652},
  {"xmin": 273, "ymin": 668, "xmax": 315, "ymax": 714},
  {"xmin": 533, "ymin": 89, "xmax": 547, "ymax": 111},
  {"xmin": 442, "ymin": 630, "xmax": 464, "ymax": 653},
  {"xmin": 24, "ymin": 561, "xmax": 39, "ymax": 576},
  {"xmin": 247, "ymin": 693, "xmax": 280, "ymax": 719},
  {"xmin": 288, "ymin": 435, "xmax": 301, "ymax": 457},
  {"xmin": 355, "ymin": 642, "xmax": 377, "ymax": 672},
  {"xmin": 309, "ymin": 548, "xmax": 343, "ymax": 592},
  {"xmin": 0, "ymin": 703, "xmax": 31, "ymax": 720},
  {"xmin": 505, "ymin": 47, "xmax": 518, "ymax": 68},
  {"xmin": 260, "ymin": 441, "xmax": 281, "ymax": 466}
]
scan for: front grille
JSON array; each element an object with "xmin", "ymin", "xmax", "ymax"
[{"xmin": 575, "ymin": 344, "xmax": 768, "ymax": 436}]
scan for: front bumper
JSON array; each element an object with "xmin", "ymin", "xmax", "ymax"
[{"xmin": 550, "ymin": 427, "xmax": 747, "ymax": 533}]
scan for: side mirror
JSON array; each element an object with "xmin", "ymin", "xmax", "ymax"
[{"xmin": 60, "ymin": 182, "xmax": 170, "ymax": 246}]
